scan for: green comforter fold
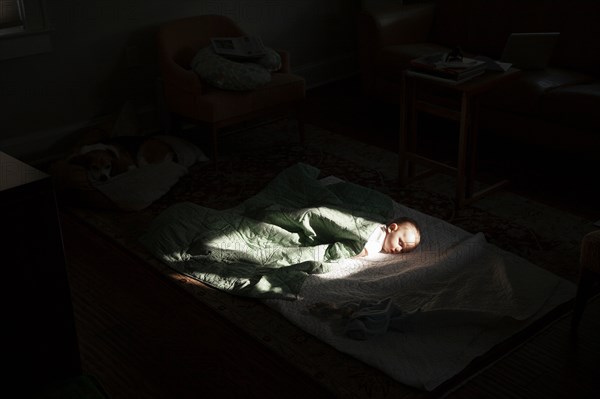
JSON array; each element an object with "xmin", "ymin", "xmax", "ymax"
[{"xmin": 139, "ymin": 163, "xmax": 394, "ymax": 299}]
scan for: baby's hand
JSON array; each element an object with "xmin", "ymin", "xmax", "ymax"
[{"xmin": 352, "ymin": 248, "xmax": 368, "ymax": 258}]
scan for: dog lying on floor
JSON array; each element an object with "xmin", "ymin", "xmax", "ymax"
[{"xmin": 68, "ymin": 136, "xmax": 176, "ymax": 182}]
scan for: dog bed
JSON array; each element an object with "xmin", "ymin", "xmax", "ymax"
[{"xmin": 52, "ymin": 135, "xmax": 208, "ymax": 211}]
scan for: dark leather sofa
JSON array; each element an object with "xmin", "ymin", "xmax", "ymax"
[{"xmin": 357, "ymin": 0, "xmax": 600, "ymax": 161}]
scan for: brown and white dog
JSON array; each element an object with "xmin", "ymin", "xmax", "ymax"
[{"xmin": 68, "ymin": 136, "xmax": 175, "ymax": 182}]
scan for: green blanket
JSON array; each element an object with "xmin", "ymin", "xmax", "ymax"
[{"xmin": 139, "ymin": 163, "xmax": 394, "ymax": 299}]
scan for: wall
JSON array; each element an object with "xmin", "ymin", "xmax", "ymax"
[{"xmin": 0, "ymin": 0, "xmax": 361, "ymax": 161}]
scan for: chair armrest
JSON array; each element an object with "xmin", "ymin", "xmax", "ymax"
[
  {"xmin": 275, "ymin": 49, "xmax": 290, "ymax": 73},
  {"xmin": 174, "ymin": 68, "xmax": 201, "ymax": 94},
  {"xmin": 159, "ymin": 57, "xmax": 203, "ymax": 94},
  {"xmin": 157, "ymin": 30, "xmax": 203, "ymax": 94},
  {"xmin": 581, "ymin": 230, "xmax": 600, "ymax": 273}
]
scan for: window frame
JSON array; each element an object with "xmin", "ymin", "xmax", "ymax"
[
  {"xmin": 0, "ymin": 0, "xmax": 52, "ymax": 60},
  {"xmin": 0, "ymin": 0, "xmax": 25, "ymax": 32},
  {"xmin": 0, "ymin": 0, "xmax": 50, "ymax": 38}
]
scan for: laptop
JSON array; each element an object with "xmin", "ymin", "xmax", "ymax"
[{"xmin": 500, "ymin": 32, "xmax": 560, "ymax": 70}]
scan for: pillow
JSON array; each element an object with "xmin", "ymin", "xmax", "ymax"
[{"xmin": 190, "ymin": 47, "xmax": 272, "ymax": 91}]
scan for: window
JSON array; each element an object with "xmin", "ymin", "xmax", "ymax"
[
  {"xmin": 0, "ymin": 0, "xmax": 51, "ymax": 60},
  {"xmin": 0, "ymin": 0, "xmax": 49, "ymax": 37},
  {"xmin": 0, "ymin": 0, "xmax": 24, "ymax": 34}
]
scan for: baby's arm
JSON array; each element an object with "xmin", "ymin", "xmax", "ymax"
[{"xmin": 353, "ymin": 248, "xmax": 368, "ymax": 258}]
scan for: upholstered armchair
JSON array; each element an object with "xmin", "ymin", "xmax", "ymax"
[{"xmin": 157, "ymin": 15, "xmax": 306, "ymax": 160}]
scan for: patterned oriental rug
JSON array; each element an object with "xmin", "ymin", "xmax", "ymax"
[{"xmin": 61, "ymin": 122, "xmax": 596, "ymax": 398}]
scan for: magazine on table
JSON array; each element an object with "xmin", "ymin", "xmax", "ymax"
[
  {"xmin": 406, "ymin": 68, "xmax": 485, "ymax": 85},
  {"xmin": 210, "ymin": 36, "xmax": 266, "ymax": 59},
  {"xmin": 410, "ymin": 53, "xmax": 486, "ymax": 81}
]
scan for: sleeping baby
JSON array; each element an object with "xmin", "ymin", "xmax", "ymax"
[{"xmin": 354, "ymin": 217, "xmax": 421, "ymax": 258}]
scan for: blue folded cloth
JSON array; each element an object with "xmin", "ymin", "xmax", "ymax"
[
  {"xmin": 344, "ymin": 298, "xmax": 416, "ymax": 340},
  {"xmin": 343, "ymin": 299, "xmax": 506, "ymax": 340}
]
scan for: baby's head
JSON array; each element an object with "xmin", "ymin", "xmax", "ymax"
[{"xmin": 382, "ymin": 217, "xmax": 421, "ymax": 254}]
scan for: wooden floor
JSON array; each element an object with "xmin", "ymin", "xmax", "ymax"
[{"xmin": 59, "ymin": 76, "xmax": 600, "ymax": 398}]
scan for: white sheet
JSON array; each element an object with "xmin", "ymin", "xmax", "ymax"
[{"xmin": 264, "ymin": 193, "xmax": 576, "ymax": 391}]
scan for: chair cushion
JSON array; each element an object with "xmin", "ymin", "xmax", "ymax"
[
  {"xmin": 480, "ymin": 68, "xmax": 593, "ymax": 115},
  {"xmin": 541, "ymin": 83, "xmax": 600, "ymax": 130},
  {"xmin": 190, "ymin": 47, "xmax": 281, "ymax": 91},
  {"xmin": 193, "ymin": 73, "xmax": 306, "ymax": 122}
]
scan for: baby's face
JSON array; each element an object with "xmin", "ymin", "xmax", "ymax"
[{"xmin": 382, "ymin": 221, "xmax": 420, "ymax": 254}]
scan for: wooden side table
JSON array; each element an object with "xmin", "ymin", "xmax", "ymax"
[{"xmin": 399, "ymin": 68, "xmax": 520, "ymax": 209}]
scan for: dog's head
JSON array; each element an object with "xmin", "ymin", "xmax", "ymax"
[{"xmin": 68, "ymin": 144, "xmax": 119, "ymax": 182}]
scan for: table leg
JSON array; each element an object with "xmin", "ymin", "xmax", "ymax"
[
  {"xmin": 462, "ymin": 95, "xmax": 510, "ymax": 207},
  {"xmin": 466, "ymin": 96, "xmax": 480, "ymax": 198},
  {"xmin": 399, "ymin": 76, "xmax": 417, "ymax": 184},
  {"xmin": 399, "ymin": 75, "xmax": 409, "ymax": 184},
  {"xmin": 456, "ymin": 92, "xmax": 471, "ymax": 209},
  {"xmin": 407, "ymin": 79, "xmax": 418, "ymax": 180}
]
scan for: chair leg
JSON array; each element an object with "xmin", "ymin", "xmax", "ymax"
[
  {"xmin": 163, "ymin": 112, "xmax": 183, "ymax": 135},
  {"xmin": 290, "ymin": 106, "xmax": 305, "ymax": 145},
  {"xmin": 571, "ymin": 268, "xmax": 599, "ymax": 334},
  {"xmin": 210, "ymin": 124, "xmax": 219, "ymax": 163},
  {"xmin": 297, "ymin": 117, "xmax": 305, "ymax": 145}
]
